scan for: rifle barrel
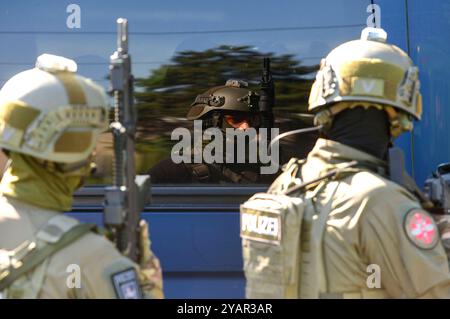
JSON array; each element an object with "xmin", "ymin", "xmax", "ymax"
[{"xmin": 117, "ymin": 18, "xmax": 128, "ymax": 53}]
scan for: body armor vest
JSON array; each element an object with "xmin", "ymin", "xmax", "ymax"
[
  {"xmin": 240, "ymin": 159, "xmax": 390, "ymax": 298},
  {"xmin": 0, "ymin": 215, "xmax": 93, "ymax": 298}
]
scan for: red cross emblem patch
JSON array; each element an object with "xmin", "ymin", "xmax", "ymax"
[{"xmin": 404, "ymin": 209, "xmax": 439, "ymax": 249}]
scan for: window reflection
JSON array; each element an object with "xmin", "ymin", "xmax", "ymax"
[
  {"xmin": 0, "ymin": 0, "xmax": 369, "ymax": 185},
  {"xmin": 92, "ymin": 45, "xmax": 319, "ymax": 184}
]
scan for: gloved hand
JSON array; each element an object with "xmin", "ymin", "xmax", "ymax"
[{"xmin": 138, "ymin": 219, "xmax": 164, "ymax": 299}]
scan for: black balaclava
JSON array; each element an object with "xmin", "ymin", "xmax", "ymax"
[{"xmin": 324, "ymin": 106, "xmax": 390, "ymax": 160}]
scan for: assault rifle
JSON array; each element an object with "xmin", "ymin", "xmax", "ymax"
[
  {"xmin": 104, "ymin": 18, "xmax": 151, "ymax": 262},
  {"xmin": 389, "ymin": 148, "xmax": 450, "ymax": 214},
  {"xmin": 259, "ymin": 57, "xmax": 275, "ymax": 134},
  {"xmin": 424, "ymin": 163, "xmax": 450, "ymax": 214}
]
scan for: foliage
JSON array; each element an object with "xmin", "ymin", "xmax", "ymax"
[
  {"xmin": 134, "ymin": 45, "xmax": 318, "ymax": 143},
  {"xmin": 88, "ymin": 45, "xmax": 319, "ymax": 184}
]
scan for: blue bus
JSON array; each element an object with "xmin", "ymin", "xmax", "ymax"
[{"xmin": 1, "ymin": 0, "xmax": 449, "ymax": 298}]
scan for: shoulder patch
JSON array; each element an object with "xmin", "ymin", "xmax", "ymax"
[
  {"xmin": 404, "ymin": 209, "xmax": 439, "ymax": 249},
  {"xmin": 111, "ymin": 268, "xmax": 142, "ymax": 299}
]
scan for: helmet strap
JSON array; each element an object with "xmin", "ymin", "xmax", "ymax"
[
  {"xmin": 384, "ymin": 106, "xmax": 403, "ymax": 138},
  {"xmin": 202, "ymin": 112, "xmax": 222, "ymax": 129},
  {"xmin": 35, "ymin": 156, "xmax": 94, "ymax": 177},
  {"xmin": 313, "ymin": 102, "xmax": 351, "ymax": 131},
  {"xmin": 212, "ymin": 112, "xmax": 221, "ymax": 128}
]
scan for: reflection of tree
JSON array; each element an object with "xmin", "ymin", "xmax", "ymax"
[
  {"xmin": 134, "ymin": 45, "xmax": 318, "ymax": 143},
  {"xmin": 88, "ymin": 45, "xmax": 319, "ymax": 185}
]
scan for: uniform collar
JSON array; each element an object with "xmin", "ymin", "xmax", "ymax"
[{"xmin": 301, "ymin": 138, "xmax": 387, "ymax": 182}]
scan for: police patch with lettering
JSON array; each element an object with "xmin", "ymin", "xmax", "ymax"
[
  {"xmin": 240, "ymin": 207, "xmax": 281, "ymax": 245},
  {"xmin": 111, "ymin": 268, "xmax": 142, "ymax": 299},
  {"xmin": 404, "ymin": 209, "xmax": 439, "ymax": 249}
]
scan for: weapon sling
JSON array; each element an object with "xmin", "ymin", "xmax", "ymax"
[{"xmin": 0, "ymin": 223, "xmax": 94, "ymax": 291}]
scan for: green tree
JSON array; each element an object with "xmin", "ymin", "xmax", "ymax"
[
  {"xmin": 134, "ymin": 45, "xmax": 317, "ymax": 143},
  {"xmin": 90, "ymin": 45, "xmax": 319, "ymax": 184}
]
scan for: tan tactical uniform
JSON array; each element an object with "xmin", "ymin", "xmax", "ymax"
[
  {"xmin": 0, "ymin": 196, "xmax": 160, "ymax": 299},
  {"xmin": 295, "ymin": 139, "xmax": 450, "ymax": 298},
  {"xmin": 0, "ymin": 54, "xmax": 163, "ymax": 299},
  {"xmin": 241, "ymin": 27, "xmax": 450, "ymax": 299}
]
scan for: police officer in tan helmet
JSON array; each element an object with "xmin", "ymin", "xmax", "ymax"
[
  {"xmin": 0, "ymin": 54, "xmax": 163, "ymax": 298},
  {"xmin": 241, "ymin": 28, "xmax": 450, "ymax": 298}
]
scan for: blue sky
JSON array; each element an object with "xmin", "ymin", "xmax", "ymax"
[{"xmin": 0, "ymin": 0, "xmax": 371, "ymax": 87}]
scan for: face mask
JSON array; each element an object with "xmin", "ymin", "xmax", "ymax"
[{"xmin": 0, "ymin": 152, "xmax": 90, "ymax": 211}]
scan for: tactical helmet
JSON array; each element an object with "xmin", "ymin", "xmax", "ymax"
[
  {"xmin": 187, "ymin": 79, "xmax": 260, "ymax": 120},
  {"xmin": 308, "ymin": 27, "xmax": 422, "ymax": 137},
  {"xmin": 0, "ymin": 54, "xmax": 109, "ymax": 164}
]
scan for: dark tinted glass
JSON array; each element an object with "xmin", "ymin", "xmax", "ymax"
[{"xmin": 0, "ymin": 0, "xmax": 370, "ymax": 184}]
